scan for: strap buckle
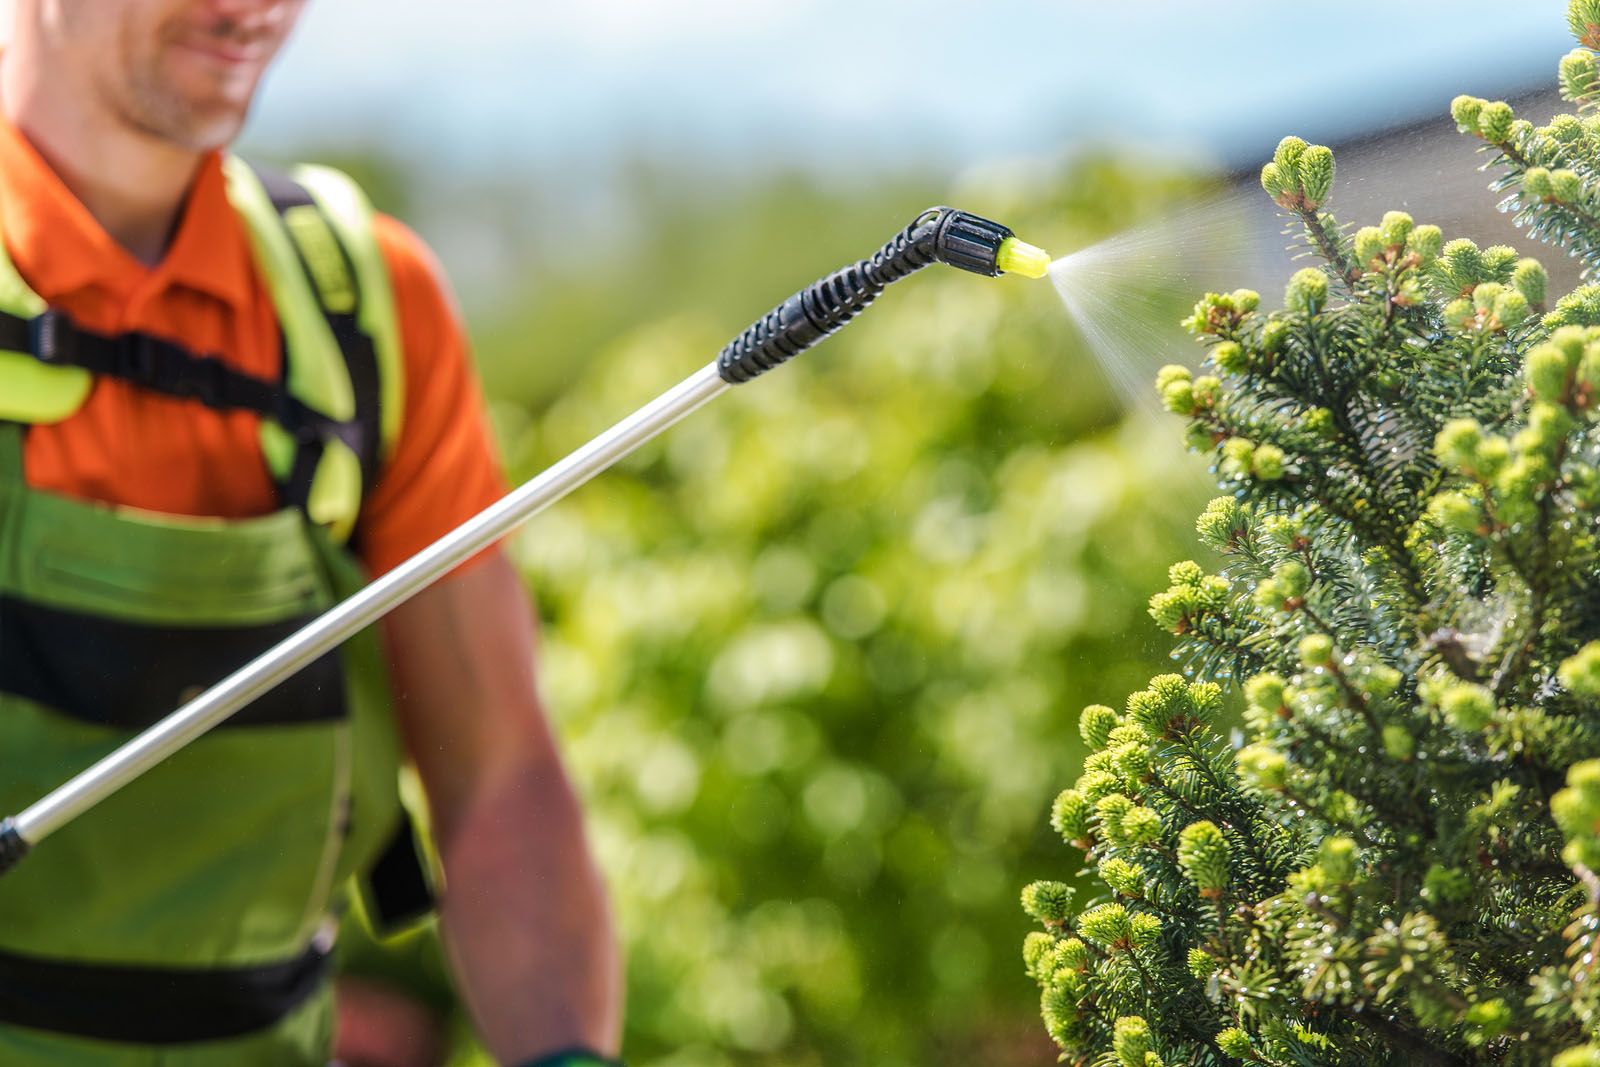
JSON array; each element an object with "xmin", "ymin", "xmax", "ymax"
[
  {"xmin": 29, "ymin": 310, "xmax": 61, "ymax": 363},
  {"xmin": 275, "ymin": 394, "xmax": 321, "ymax": 445},
  {"xmin": 178, "ymin": 354, "xmax": 227, "ymax": 409},
  {"xmin": 120, "ymin": 333, "xmax": 157, "ymax": 384}
]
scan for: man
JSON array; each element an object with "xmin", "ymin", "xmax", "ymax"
[{"xmin": 0, "ymin": 1, "xmax": 622, "ymax": 1065}]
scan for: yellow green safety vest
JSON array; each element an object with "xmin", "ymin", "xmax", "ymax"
[
  {"xmin": 0, "ymin": 157, "xmax": 427, "ymax": 1066},
  {"xmin": 0, "ymin": 157, "xmax": 404, "ymax": 539}
]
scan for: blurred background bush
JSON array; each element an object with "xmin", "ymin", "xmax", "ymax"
[
  {"xmin": 326, "ymin": 149, "xmax": 1218, "ymax": 1065},
  {"xmin": 204, "ymin": 2, "xmax": 1587, "ymax": 1063},
  {"xmin": 479, "ymin": 160, "xmax": 1217, "ymax": 1066}
]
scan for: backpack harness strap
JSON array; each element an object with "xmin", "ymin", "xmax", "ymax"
[
  {"xmin": 289, "ymin": 164, "xmax": 405, "ymax": 465},
  {"xmin": 224, "ymin": 157, "xmax": 365, "ymax": 542},
  {"xmin": 252, "ymin": 166, "xmax": 386, "ymax": 490},
  {"xmin": 0, "ymin": 306, "xmax": 362, "ymax": 460}
]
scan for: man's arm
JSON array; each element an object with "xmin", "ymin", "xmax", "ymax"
[{"xmin": 381, "ymin": 548, "xmax": 623, "ymax": 1063}]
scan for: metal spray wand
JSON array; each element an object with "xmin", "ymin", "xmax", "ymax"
[{"xmin": 0, "ymin": 206, "xmax": 1050, "ymax": 873}]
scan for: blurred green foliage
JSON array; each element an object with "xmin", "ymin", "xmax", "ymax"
[{"xmin": 347, "ymin": 154, "xmax": 1227, "ymax": 1065}]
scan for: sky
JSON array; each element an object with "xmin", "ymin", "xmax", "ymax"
[{"xmin": 247, "ymin": 1, "xmax": 1574, "ymax": 179}]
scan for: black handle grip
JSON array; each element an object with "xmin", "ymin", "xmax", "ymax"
[
  {"xmin": 716, "ymin": 206, "xmax": 1014, "ymax": 384},
  {"xmin": 0, "ymin": 818, "xmax": 28, "ymax": 876}
]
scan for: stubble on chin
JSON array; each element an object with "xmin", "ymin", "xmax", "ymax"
[{"xmin": 105, "ymin": 30, "xmax": 254, "ymax": 153}]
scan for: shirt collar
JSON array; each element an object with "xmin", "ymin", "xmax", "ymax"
[
  {"xmin": 160, "ymin": 154, "xmax": 256, "ymax": 309},
  {"xmin": 0, "ymin": 109, "xmax": 255, "ymax": 311}
]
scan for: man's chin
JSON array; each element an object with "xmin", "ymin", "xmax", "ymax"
[
  {"xmin": 120, "ymin": 66, "xmax": 259, "ymax": 152},
  {"xmin": 130, "ymin": 104, "xmax": 249, "ymax": 154},
  {"xmin": 181, "ymin": 115, "xmax": 248, "ymax": 153}
]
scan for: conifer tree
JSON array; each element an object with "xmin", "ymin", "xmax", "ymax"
[{"xmin": 1026, "ymin": 4, "xmax": 1600, "ymax": 1063}]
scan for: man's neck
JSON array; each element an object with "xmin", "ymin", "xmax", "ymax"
[{"xmin": 0, "ymin": 52, "xmax": 200, "ymax": 267}]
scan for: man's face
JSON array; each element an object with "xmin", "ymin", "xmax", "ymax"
[{"xmin": 47, "ymin": 0, "xmax": 307, "ymax": 151}]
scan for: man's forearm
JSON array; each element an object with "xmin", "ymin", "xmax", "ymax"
[
  {"xmin": 381, "ymin": 552, "xmax": 622, "ymax": 1063},
  {"xmin": 435, "ymin": 755, "xmax": 623, "ymax": 1064}
]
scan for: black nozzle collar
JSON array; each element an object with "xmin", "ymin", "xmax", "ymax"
[{"xmin": 928, "ymin": 208, "xmax": 1014, "ymax": 277}]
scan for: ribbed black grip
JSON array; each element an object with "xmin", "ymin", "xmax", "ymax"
[
  {"xmin": 716, "ymin": 206, "xmax": 1013, "ymax": 384},
  {"xmin": 0, "ymin": 818, "xmax": 28, "ymax": 876}
]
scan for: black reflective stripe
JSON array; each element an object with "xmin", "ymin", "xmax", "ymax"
[
  {"xmin": 0, "ymin": 595, "xmax": 347, "ymax": 730},
  {"xmin": 0, "ymin": 941, "xmax": 328, "ymax": 1044}
]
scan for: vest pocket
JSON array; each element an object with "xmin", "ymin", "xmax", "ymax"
[
  {"xmin": 32, "ymin": 547, "xmax": 321, "ymax": 624},
  {"xmin": 0, "ymin": 481, "xmax": 384, "ymax": 984},
  {"xmin": 15, "ymin": 497, "xmax": 326, "ymax": 627},
  {"xmin": 0, "ymin": 692, "xmax": 354, "ymax": 967}
]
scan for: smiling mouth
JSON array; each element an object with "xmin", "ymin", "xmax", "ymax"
[{"xmin": 173, "ymin": 37, "xmax": 268, "ymax": 67}]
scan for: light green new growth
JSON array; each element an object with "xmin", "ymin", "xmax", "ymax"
[{"xmin": 1024, "ymin": 4, "xmax": 1600, "ymax": 1064}]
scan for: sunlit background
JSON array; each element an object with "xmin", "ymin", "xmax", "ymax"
[
  {"xmin": 14, "ymin": 1, "xmax": 1581, "ymax": 1064},
  {"xmin": 245, "ymin": 1, "xmax": 1570, "ymax": 317}
]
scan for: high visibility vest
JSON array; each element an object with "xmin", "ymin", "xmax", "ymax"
[{"xmin": 0, "ymin": 158, "xmax": 428, "ymax": 1066}]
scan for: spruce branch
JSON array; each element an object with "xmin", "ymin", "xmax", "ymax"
[
  {"xmin": 1337, "ymin": 1005, "xmax": 1470, "ymax": 1067},
  {"xmin": 1027, "ymin": 13, "xmax": 1600, "ymax": 1063},
  {"xmin": 1294, "ymin": 207, "xmax": 1360, "ymax": 285}
]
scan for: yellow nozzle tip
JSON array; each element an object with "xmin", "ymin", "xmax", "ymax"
[{"xmin": 996, "ymin": 236, "xmax": 1051, "ymax": 279}]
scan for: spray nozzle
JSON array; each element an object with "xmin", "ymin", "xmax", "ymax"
[
  {"xmin": 717, "ymin": 206, "xmax": 1051, "ymax": 383},
  {"xmin": 918, "ymin": 206, "xmax": 1052, "ymax": 279},
  {"xmin": 996, "ymin": 237, "xmax": 1052, "ymax": 279}
]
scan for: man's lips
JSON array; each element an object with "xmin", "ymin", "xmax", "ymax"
[{"xmin": 171, "ymin": 34, "xmax": 271, "ymax": 67}]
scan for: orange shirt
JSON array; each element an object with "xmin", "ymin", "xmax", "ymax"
[{"xmin": 0, "ymin": 115, "xmax": 507, "ymax": 577}]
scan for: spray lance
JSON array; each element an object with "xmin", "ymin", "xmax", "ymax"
[{"xmin": 0, "ymin": 206, "xmax": 1050, "ymax": 874}]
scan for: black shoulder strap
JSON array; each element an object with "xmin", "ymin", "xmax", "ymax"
[
  {"xmin": 252, "ymin": 163, "xmax": 385, "ymax": 495},
  {"xmin": 0, "ymin": 308, "xmax": 353, "ymax": 455}
]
